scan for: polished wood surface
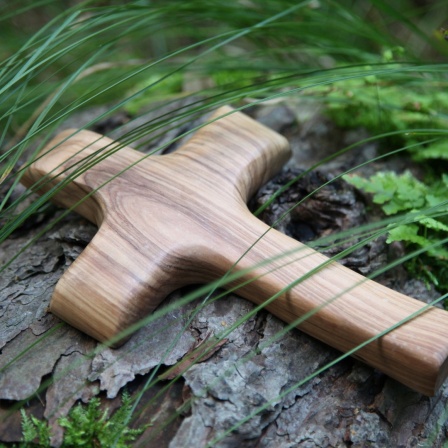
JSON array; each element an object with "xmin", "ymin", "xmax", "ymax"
[{"xmin": 21, "ymin": 105, "xmax": 448, "ymax": 396}]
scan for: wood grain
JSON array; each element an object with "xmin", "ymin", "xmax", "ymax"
[{"xmin": 21, "ymin": 106, "xmax": 448, "ymax": 396}]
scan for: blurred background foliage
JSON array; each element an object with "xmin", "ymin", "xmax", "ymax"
[{"xmin": 1, "ymin": 0, "xmax": 447, "ymax": 132}]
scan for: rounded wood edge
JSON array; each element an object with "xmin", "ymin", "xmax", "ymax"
[{"xmin": 430, "ymin": 343, "xmax": 448, "ymax": 396}]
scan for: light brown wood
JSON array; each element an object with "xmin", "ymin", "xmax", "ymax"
[{"xmin": 21, "ymin": 106, "xmax": 448, "ymax": 396}]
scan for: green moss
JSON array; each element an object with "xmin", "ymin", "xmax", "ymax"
[{"xmin": 15, "ymin": 391, "xmax": 147, "ymax": 448}]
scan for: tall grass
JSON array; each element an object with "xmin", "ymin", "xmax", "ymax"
[{"xmin": 1, "ymin": 0, "xmax": 448, "ymax": 446}]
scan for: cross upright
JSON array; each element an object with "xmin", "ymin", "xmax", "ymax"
[{"xmin": 21, "ymin": 105, "xmax": 448, "ymax": 396}]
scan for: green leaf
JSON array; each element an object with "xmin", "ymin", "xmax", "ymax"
[
  {"xmin": 347, "ymin": 168, "xmax": 448, "ymax": 288},
  {"xmin": 412, "ymin": 139, "xmax": 448, "ymax": 161},
  {"xmin": 345, "ymin": 171, "xmax": 428, "ymax": 214},
  {"xmin": 387, "ymin": 224, "xmax": 448, "ymax": 260},
  {"xmin": 20, "ymin": 409, "xmax": 51, "ymax": 447},
  {"xmin": 387, "ymin": 223, "xmax": 424, "ymax": 244},
  {"xmin": 419, "ymin": 216, "xmax": 448, "ymax": 232}
]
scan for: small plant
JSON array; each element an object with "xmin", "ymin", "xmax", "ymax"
[
  {"xmin": 345, "ymin": 170, "xmax": 448, "ymax": 292},
  {"xmin": 310, "ymin": 65, "xmax": 448, "ymax": 152},
  {"xmin": 21, "ymin": 409, "xmax": 52, "ymax": 447},
  {"xmin": 18, "ymin": 391, "xmax": 146, "ymax": 448},
  {"xmin": 322, "ymin": 60, "xmax": 448, "ymax": 294}
]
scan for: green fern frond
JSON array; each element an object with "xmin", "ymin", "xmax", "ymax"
[
  {"xmin": 18, "ymin": 391, "xmax": 146, "ymax": 448},
  {"xmin": 20, "ymin": 408, "xmax": 51, "ymax": 447}
]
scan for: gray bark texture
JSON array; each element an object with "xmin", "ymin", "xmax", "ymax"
[{"xmin": 1, "ymin": 101, "xmax": 447, "ymax": 447}]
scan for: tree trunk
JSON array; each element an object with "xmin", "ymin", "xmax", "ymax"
[{"xmin": 1, "ymin": 101, "xmax": 447, "ymax": 447}]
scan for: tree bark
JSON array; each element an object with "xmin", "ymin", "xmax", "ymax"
[{"xmin": 1, "ymin": 101, "xmax": 447, "ymax": 447}]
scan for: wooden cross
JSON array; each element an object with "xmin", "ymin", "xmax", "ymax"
[{"xmin": 21, "ymin": 106, "xmax": 448, "ymax": 396}]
